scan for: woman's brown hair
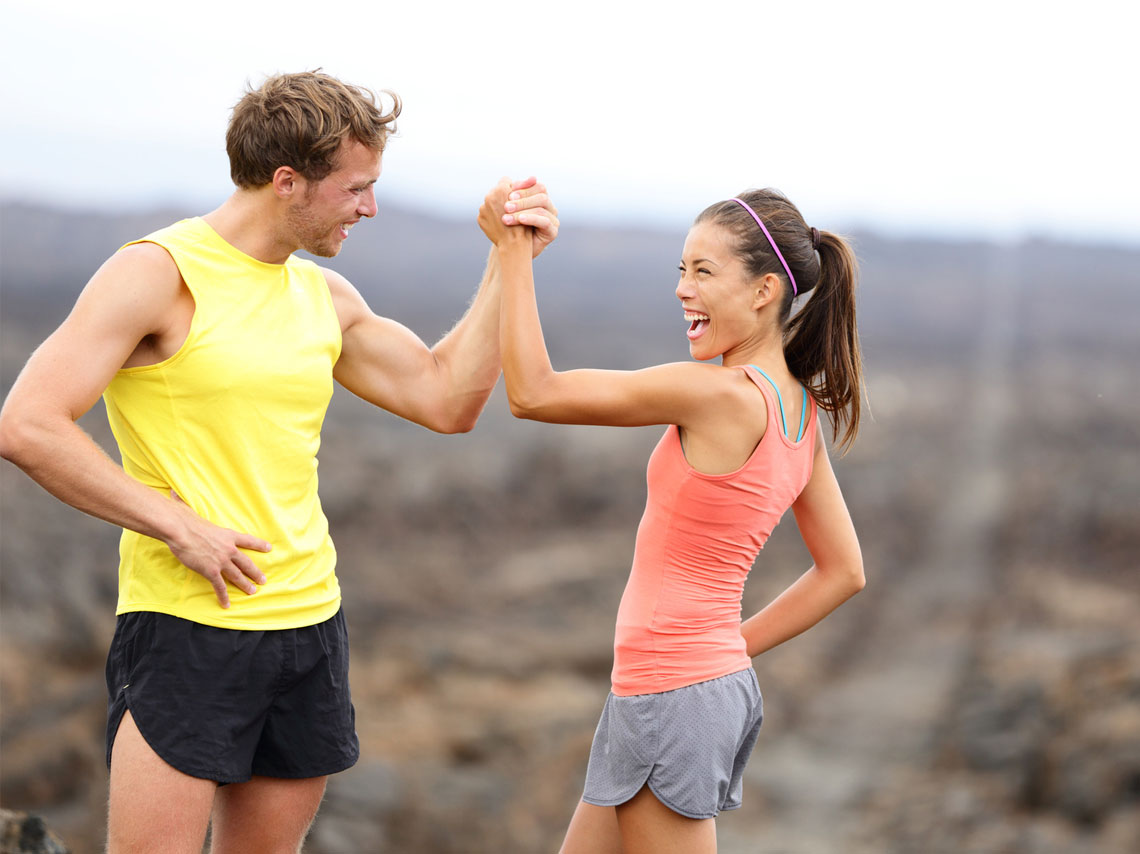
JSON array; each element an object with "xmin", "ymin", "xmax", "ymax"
[{"xmin": 697, "ymin": 189, "xmax": 864, "ymax": 451}]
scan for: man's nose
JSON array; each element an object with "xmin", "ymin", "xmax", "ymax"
[{"xmin": 359, "ymin": 187, "xmax": 378, "ymax": 218}]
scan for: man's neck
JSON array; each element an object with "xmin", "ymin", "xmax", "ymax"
[{"xmin": 202, "ymin": 190, "xmax": 297, "ymax": 265}]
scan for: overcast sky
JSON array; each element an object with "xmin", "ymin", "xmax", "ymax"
[{"xmin": 1, "ymin": 0, "xmax": 1136, "ymax": 245}]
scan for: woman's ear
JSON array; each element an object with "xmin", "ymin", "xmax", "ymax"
[{"xmin": 752, "ymin": 272, "xmax": 782, "ymax": 310}]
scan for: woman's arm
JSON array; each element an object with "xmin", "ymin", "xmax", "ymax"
[
  {"xmin": 478, "ymin": 183, "xmax": 735, "ymax": 429},
  {"xmin": 741, "ymin": 426, "xmax": 866, "ymax": 657}
]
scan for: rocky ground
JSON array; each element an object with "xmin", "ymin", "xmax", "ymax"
[{"xmin": 2, "ymin": 215, "xmax": 1137, "ymax": 852}]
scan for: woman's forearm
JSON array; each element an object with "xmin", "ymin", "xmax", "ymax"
[
  {"xmin": 498, "ymin": 230, "xmax": 555, "ymax": 416},
  {"xmin": 742, "ymin": 563, "xmax": 865, "ymax": 657}
]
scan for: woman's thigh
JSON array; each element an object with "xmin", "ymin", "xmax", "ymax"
[
  {"xmin": 560, "ymin": 799, "xmax": 622, "ymax": 854},
  {"xmin": 615, "ymin": 784, "xmax": 717, "ymax": 854}
]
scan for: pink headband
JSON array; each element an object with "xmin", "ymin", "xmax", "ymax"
[{"xmin": 730, "ymin": 197, "xmax": 797, "ymax": 296}]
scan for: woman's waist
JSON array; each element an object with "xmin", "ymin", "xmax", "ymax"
[
  {"xmin": 611, "ymin": 626, "xmax": 751, "ymax": 697},
  {"xmin": 613, "ymin": 622, "xmax": 747, "ymax": 668},
  {"xmin": 615, "ymin": 619, "xmax": 745, "ymax": 647}
]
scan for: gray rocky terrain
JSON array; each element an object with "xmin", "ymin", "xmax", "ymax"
[{"xmin": 1, "ymin": 202, "xmax": 1137, "ymax": 852}]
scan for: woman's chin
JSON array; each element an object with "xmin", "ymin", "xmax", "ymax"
[{"xmin": 688, "ymin": 344, "xmax": 719, "ymax": 363}]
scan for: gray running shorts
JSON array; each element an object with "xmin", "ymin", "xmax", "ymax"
[{"xmin": 582, "ymin": 668, "xmax": 763, "ymax": 820}]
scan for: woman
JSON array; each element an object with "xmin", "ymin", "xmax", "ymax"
[{"xmin": 479, "ymin": 183, "xmax": 866, "ymax": 854}]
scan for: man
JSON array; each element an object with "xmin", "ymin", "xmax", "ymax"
[{"xmin": 0, "ymin": 71, "xmax": 557, "ymax": 853}]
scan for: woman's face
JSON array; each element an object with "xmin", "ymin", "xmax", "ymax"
[{"xmin": 676, "ymin": 221, "xmax": 763, "ymax": 363}]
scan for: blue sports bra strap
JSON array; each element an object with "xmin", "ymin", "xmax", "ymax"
[
  {"xmin": 749, "ymin": 365, "xmax": 788, "ymax": 438},
  {"xmin": 796, "ymin": 386, "xmax": 808, "ymax": 443}
]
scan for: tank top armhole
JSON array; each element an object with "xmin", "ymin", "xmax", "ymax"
[
  {"xmin": 113, "ymin": 235, "xmax": 201, "ymax": 374},
  {"xmin": 298, "ymin": 260, "xmax": 343, "ymax": 361}
]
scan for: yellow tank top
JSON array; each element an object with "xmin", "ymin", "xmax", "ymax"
[{"xmin": 103, "ymin": 217, "xmax": 343, "ymax": 629}]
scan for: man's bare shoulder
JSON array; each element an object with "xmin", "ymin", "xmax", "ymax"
[
  {"xmin": 318, "ymin": 265, "xmax": 371, "ymax": 332},
  {"xmin": 96, "ymin": 241, "xmax": 182, "ymax": 291},
  {"xmin": 61, "ymin": 239, "xmax": 190, "ymax": 349},
  {"xmin": 318, "ymin": 265, "xmax": 357, "ymax": 297}
]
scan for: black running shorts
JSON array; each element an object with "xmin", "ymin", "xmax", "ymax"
[{"xmin": 105, "ymin": 608, "xmax": 359, "ymax": 783}]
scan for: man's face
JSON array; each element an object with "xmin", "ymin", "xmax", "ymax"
[{"xmin": 286, "ymin": 139, "xmax": 382, "ymax": 258}]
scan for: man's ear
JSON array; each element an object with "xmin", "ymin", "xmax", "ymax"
[{"xmin": 272, "ymin": 165, "xmax": 301, "ymax": 199}]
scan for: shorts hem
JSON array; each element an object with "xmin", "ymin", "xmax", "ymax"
[
  {"xmin": 252, "ymin": 747, "xmax": 360, "ymax": 781},
  {"xmin": 582, "ymin": 764, "xmax": 652, "ymax": 811},
  {"xmin": 112, "ymin": 692, "xmax": 246, "ymax": 784},
  {"xmin": 113, "ymin": 693, "xmax": 359, "ymax": 784},
  {"xmin": 581, "ymin": 795, "xmax": 626, "ymax": 808},
  {"xmin": 647, "ymin": 781, "xmax": 719, "ymax": 820},
  {"xmin": 581, "ymin": 781, "xmax": 720, "ymax": 821}
]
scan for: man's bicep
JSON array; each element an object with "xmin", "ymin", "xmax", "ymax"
[
  {"xmin": 324, "ymin": 267, "xmax": 445, "ymax": 416},
  {"xmin": 334, "ymin": 312, "xmax": 443, "ymax": 416}
]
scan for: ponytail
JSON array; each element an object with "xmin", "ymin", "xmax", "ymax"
[
  {"xmin": 696, "ymin": 189, "xmax": 865, "ymax": 452},
  {"xmin": 784, "ymin": 230, "xmax": 863, "ymax": 452}
]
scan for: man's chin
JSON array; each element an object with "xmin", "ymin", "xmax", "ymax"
[{"xmin": 302, "ymin": 241, "xmax": 342, "ymax": 259}]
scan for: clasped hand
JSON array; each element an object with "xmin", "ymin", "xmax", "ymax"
[{"xmin": 478, "ymin": 176, "xmax": 559, "ymax": 256}]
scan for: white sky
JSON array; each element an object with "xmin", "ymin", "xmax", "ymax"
[{"xmin": 1, "ymin": 0, "xmax": 1136, "ymax": 244}]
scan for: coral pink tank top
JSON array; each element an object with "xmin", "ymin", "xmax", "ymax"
[{"xmin": 610, "ymin": 366, "xmax": 817, "ymax": 696}]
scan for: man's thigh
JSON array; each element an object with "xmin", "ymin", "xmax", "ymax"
[
  {"xmin": 210, "ymin": 775, "xmax": 328, "ymax": 854},
  {"xmin": 108, "ymin": 710, "xmax": 217, "ymax": 854}
]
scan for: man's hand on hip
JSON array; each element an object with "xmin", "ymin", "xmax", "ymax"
[{"xmin": 166, "ymin": 492, "xmax": 271, "ymax": 609}]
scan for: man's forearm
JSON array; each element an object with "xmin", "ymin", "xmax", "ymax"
[
  {"xmin": 0, "ymin": 413, "xmax": 184, "ymax": 543},
  {"xmin": 2, "ymin": 403, "xmax": 272, "ymax": 607},
  {"xmin": 1, "ymin": 415, "xmax": 184, "ymax": 547},
  {"xmin": 426, "ymin": 247, "xmax": 504, "ymax": 432}
]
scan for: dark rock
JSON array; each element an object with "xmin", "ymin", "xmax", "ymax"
[{"xmin": 0, "ymin": 811, "xmax": 70, "ymax": 854}]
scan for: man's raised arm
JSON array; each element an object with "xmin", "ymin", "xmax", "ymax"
[{"xmin": 327, "ymin": 177, "xmax": 559, "ymax": 433}]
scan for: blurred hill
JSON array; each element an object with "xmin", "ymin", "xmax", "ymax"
[{"xmin": 1, "ymin": 201, "xmax": 1138, "ymax": 853}]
